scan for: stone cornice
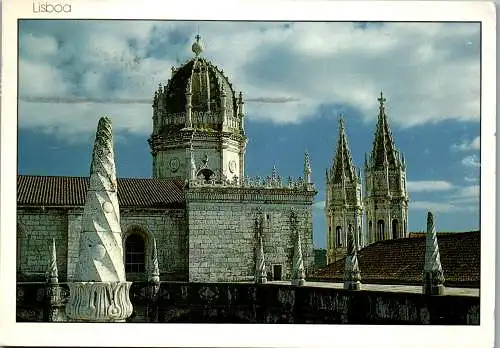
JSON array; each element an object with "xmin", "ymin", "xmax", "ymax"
[{"xmin": 186, "ymin": 186, "xmax": 316, "ymax": 204}]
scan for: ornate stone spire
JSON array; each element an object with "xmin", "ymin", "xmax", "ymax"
[
  {"xmin": 369, "ymin": 92, "xmax": 399, "ymax": 169},
  {"xmin": 343, "ymin": 224, "xmax": 361, "ymax": 290},
  {"xmin": 75, "ymin": 117, "xmax": 125, "ymax": 282},
  {"xmin": 304, "ymin": 151, "xmax": 312, "ymax": 184},
  {"xmin": 149, "ymin": 237, "xmax": 160, "ymax": 284},
  {"xmin": 291, "ymin": 210, "xmax": 305, "ymax": 286},
  {"xmin": 46, "ymin": 238, "xmax": 58, "ymax": 284},
  {"xmin": 254, "ymin": 213, "xmax": 267, "ymax": 284},
  {"xmin": 192, "ymin": 34, "xmax": 203, "ymax": 57},
  {"xmin": 423, "ymin": 212, "xmax": 445, "ymax": 295},
  {"xmin": 67, "ymin": 117, "xmax": 133, "ymax": 322},
  {"xmin": 331, "ymin": 114, "xmax": 356, "ymax": 185}
]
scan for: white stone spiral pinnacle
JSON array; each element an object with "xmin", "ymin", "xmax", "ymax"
[
  {"xmin": 75, "ymin": 117, "xmax": 126, "ymax": 282},
  {"xmin": 46, "ymin": 238, "xmax": 59, "ymax": 284},
  {"xmin": 149, "ymin": 237, "xmax": 160, "ymax": 283},
  {"xmin": 344, "ymin": 224, "xmax": 361, "ymax": 290},
  {"xmin": 423, "ymin": 212, "xmax": 445, "ymax": 294},
  {"xmin": 291, "ymin": 212, "xmax": 305, "ymax": 286},
  {"xmin": 254, "ymin": 215, "xmax": 267, "ymax": 284}
]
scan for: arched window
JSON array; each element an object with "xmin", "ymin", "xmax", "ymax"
[
  {"xmin": 335, "ymin": 226, "xmax": 342, "ymax": 247},
  {"xmin": 125, "ymin": 234, "xmax": 146, "ymax": 274},
  {"xmin": 392, "ymin": 219, "xmax": 399, "ymax": 239},
  {"xmin": 377, "ymin": 219, "xmax": 385, "ymax": 241}
]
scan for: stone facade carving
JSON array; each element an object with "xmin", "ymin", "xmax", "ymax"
[
  {"xmin": 66, "ymin": 282, "xmax": 133, "ymax": 322},
  {"xmin": 343, "ymin": 225, "xmax": 361, "ymax": 290},
  {"xmin": 422, "ymin": 212, "xmax": 445, "ymax": 295},
  {"xmin": 66, "ymin": 117, "xmax": 132, "ymax": 322}
]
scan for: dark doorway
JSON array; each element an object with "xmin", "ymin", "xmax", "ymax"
[
  {"xmin": 392, "ymin": 219, "xmax": 399, "ymax": 239},
  {"xmin": 369, "ymin": 220, "xmax": 373, "ymax": 243},
  {"xmin": 377, "ymin": 219, "xmax": 385, "ymax": 241},
  {"xmin": 273, "ymin": 265, "xmax": 282, "ymax": 281}
]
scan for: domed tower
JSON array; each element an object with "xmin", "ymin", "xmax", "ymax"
[
  {"xmin": 364, "ymin": 92, "xmax": 409, "ymax": 244},
  {"xmin": 148, "ymin": 35, "xmax": 248, "ymax": 182}
]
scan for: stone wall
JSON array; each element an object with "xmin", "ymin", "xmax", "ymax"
[
  {"xmin": 186, "ymin": 186, "xmax": 316, "ymax": 282},
  {"xmin": 17, "ymin": 209, "xmax": 69, "ymax": 281},
  {"xmin": 16, "ymin": 281, "xmax": 480, "ymax": 325},
  {"xmin": 17, "ymin": 207, "xmax": 188, "ymax": 282}
]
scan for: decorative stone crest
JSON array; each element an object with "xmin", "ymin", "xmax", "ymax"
[
  {"xmin": 422, "ymin": 212, "xmax": 445, "ymax": 295},
  {"xmin": 66, "ymin": 117, "xmax": 132, "ymax": 322},
  {"xmin": 343, "ymin": 224, "xmax": 361, "ymax": 290}
]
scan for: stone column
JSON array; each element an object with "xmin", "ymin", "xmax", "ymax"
[
  {"xmin": 343, "ymin": 225, "xmax": 361, "ymax": 290},
  {"xmin": 422, "ymin": 212, "xmax": 445, "ymax": 295},
  {"xmin": 66, "ymin": 117, "xmax": 133, "ymax": 322},
  {"xmin": 291, "ymin": 211, "xmax": 305, "ymax": 286}
]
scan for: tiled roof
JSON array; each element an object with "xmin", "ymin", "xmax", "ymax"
[
  {"xmin": 17, "ymin": 175, "xmax": 185, "ymax": 208},
  {"xmin": 312, "ymin": 231, "xmax": 480, "ymax": 288}
]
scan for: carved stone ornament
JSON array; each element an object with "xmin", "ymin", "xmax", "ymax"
[
  {"xmin": 67, "ymin": 117, "xmax": 132, "ymax": 322},
  {"xmin": 66, "ymin": 282, "xmax": 133, "ymax": 322},
  {"xmin": 228, "ymin": 160, "xmax": 236, "ymax": 173},
  {"xmin": 170, "ymin": 157, "xmax": 180, "ymax": 172}
]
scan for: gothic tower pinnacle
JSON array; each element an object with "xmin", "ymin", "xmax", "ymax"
[
  {"xmin": 364, "ymin": 92, "xmax": 409, "ymax": 245},
  {"xmin": 325, "ymin": 115, "xmax": 363, "ymax": 265}
]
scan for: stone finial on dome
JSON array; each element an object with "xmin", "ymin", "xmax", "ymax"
[{"xmin": 192, "ymin": 34, "xmax": 203, "ymax": 57}]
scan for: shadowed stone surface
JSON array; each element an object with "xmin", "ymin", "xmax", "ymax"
[{"xmin": 17, "ymin": 281, "xmax": 479, "ymax": 325}]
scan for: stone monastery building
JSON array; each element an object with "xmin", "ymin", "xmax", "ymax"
[
  {"xmin": 325, "ymin": 93, "xmax": 409, "ymax": 264},
  {"xmin": 16, "ymin": 36, "xmax": 317, "ymax": 283}
]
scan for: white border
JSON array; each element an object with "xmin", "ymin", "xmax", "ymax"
[{"xmin": 1, "ymin": 1, "xmax": 495, "ymax": 347}]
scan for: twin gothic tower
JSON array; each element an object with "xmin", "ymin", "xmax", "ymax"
[{"xmin": 325, "ymin": 93, "xmax": 409, "ymax": 264}]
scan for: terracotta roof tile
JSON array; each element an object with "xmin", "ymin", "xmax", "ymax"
[
  {"xmin": 17, "ymin": 175, "xmax": 185, "ymax": 208},
  {"xmin": 312, "ymin": 231, "xmax": 480, "ymax": 288}
]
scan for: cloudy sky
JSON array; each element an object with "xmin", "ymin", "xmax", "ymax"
[{"xmin": 17, "ymin": 20, "xmax": 480, "ymax": 248}]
